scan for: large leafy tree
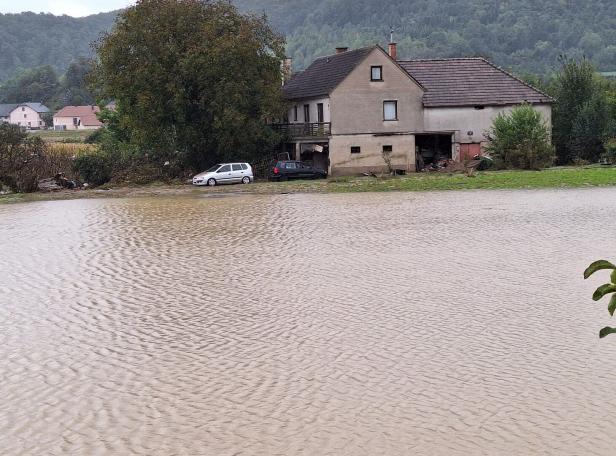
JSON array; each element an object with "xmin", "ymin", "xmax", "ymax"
[
  {"xmin": 93, "ymin": 0, "xmax": 286, "ymax": 170},
  {"xmin": 60, "ymin": 58, "xmax": 96, "ymax": 106}
]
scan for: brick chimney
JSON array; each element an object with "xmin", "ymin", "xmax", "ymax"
[
  {"xmin": 388, "ymin": 42, "xmax": 397, "ymax": 60},
  {"xmin": 335, "ymin": 47, "xmax": 349, "ymax": 54}
]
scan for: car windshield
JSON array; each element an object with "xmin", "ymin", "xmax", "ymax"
[{"xmin": 205, "ymin": 164, "xmax": 222, "ymax": 173}]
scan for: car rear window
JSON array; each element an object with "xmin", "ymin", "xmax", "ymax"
[
  {"xmin": 232, "ymin": 164, "xmax": 242, "ymax": 171},
  {"xmin": 285, "ymin": 162, "xmax": 297, "ymax": 169},
  {"xmin": 240, "ymin": 164, "xmax": 248, "ymax": 170}
]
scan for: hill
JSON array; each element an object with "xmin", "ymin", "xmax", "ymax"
[
  {"xmin": 0, "ymin": 11, "xmax": 117, "ymax": 81},
  {"xmin": 1, "ymin": 0, "xmax": 615, "ymax": 82},
  {"xmin": 235, "ymin": 0, "xmax": 616, "ymax": 73}
]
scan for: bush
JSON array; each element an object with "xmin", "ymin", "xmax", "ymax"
[
  {"xmin": 0, "ymin": 124, "xmax": 49, "ymax": 192},
  {"xmin": 602, "ymin": 139, "xmax": 616, "ymax": 164},
  {"xmin": 72, "ymin": 150, "xmax": 113, "ymax": 186},
  {"xmin": 485, "ymin": 104, "xmax": 555, "ymax": 170}
]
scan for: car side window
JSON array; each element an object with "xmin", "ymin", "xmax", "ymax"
[
  {"xmin": 240, "ymin": 164, "xmax": 248, "ymax": 170},
  {"xmin": 232, "ymin": 164, "xmax": 242, "ymax": 171},
  {"xmin": 285, "ymin": 162, "xmax": 297, "ymax": 169},
  {"xmin": 218, "ymin": 165, "xmax": 231, "ymax": 173}
]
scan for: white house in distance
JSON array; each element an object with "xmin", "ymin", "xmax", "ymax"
[
  {"xmin": 53, "ymin": 105, "xmax": 103, "ymax": 130},
  {"xmin": 0, "ymin": 103, "xmax": 50, "ymax": 129}
]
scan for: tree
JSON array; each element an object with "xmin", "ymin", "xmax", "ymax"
[
  {"xmin": 60, "ymin": 58, "xmax": 96, "ymax": 106},
  {"xmin": 92, "ymin": 0, "xmax": 286, "ymax": 171},
  {"xmin": 0, "ymin": 66, "xmax": 60, "ymax": 104},
  {"xmin": 485, "ymin": 104, "xmax": 554, "ymax": 170},
  {"xmin": 584, "ymin": 260, "xmax": 616, "ymax": 339},
  {"xmin": 552, "ymin": 58, "xmax": 608, "ymax": 164}
]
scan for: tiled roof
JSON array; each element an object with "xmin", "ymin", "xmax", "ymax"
[
  {"xmin": 398, "ymin": 58, "xmax": 553, "ymax": 107},
  {"xmin": 0, "ymin": 102, "xmax": 49, "ymax": 117},
  {"xmin": 283, "ymin": 46, "xmax": 375, "ymax": 100},
  {"xmin": 23, "ymin": 102, "xmax": 50, "ymax": 113},
  {"xmin": 54, "ymin": 105, "xmax": 102, "ymax": 126}
]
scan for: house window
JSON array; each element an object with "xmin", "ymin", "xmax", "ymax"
[
  {"xmin": 351, "ymin": 146, "xmax": 361, "ymax": 154},
  {"xmin": 383, "ymin": 145, "xmax": 393, "ymax": 153},
  {"xmin": 21, "ymin": 107, "xmax": 25, "ymax": 112},
  {"xmin": 73, "ymin": 117, "xmax": 78, "ymax": 126},
  {"xmin": 303, "ymin": 104, "xmax": 310, "ymax": 123},
  {"xmin": 371, "ymin": 66, "xmax": 383, "ymax": 81},
  {"xmin": 293, "ymin": 105, "xmax": 298, "ymax": 122},
  {"xmin": 383, "ymin": 101, "xmax": 398, "ymax": 121},
  {"xmin": 24, "ymin": 114, "xmax": 27, "ymax": 118},
  {"xmin": 474, "ymin": 105, "xmax": 485, "ymax": 110},
  {"xmin": 317, "ymin": 103, "xmax": 324, "ymax": 123}
]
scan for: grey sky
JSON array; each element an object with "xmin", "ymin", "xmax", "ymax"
[{"xmin": 0, "ymin": 1, "xmax": 135, "ymax": 17}]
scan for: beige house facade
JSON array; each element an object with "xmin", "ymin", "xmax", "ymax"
[
  {"xmin": 53, "ymin": 105, "xmax": 103, "ymax": 130},
  {"xmin": 0, "ymin": 103, "xmax": 49, "ymax": 129},
  {"xmin": 280, "ymin": 45, "xmax": 553, "ymax": 176}
]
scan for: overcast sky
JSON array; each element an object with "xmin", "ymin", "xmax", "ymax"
[{"xmin": 0, "ymin": 1, "xmax": 135, "ymax": 17}]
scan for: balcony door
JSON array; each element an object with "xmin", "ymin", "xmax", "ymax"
[
  {"xmin": 303, "ymin": 104, "xmax": 310, "ymax": 123},
  {"xmin": 317, "ymin": 103, "xmax": 324, "ymax": 123}
]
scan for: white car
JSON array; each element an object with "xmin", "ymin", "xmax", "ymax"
[{"xmin": 192, "ymin": 163, "xmax": 254, "ymax": 186}]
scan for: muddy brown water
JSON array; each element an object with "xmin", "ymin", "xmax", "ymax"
[{"xmin": 2, "ymin": 189, "xmax": 616, "ymax": 455}]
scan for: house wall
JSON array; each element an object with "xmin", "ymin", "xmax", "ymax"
[
  {"xmin": 330, "ymin": 48, "xmax": 425, "ymax": 135},
  {"xmin": 326, "ymin": 48, "xmax": 423, "ymax": 175},
  {"xmin": 287, "ymin": 97, "xmax": 330, "ymax": 123},
  {"xmin": 329, "ymin": 133, "xmax": 415, "ymax": 176},
  {"xmin": 9, "ymin": 106, "xmax": 44, "ymax": 128},
  {"xmin": 424, "ymin": 103, "xmax": 553, "ymax": 146},
  {"xmin": 53, "ymin": 116, "xmax": 100, "ymax": 130}
]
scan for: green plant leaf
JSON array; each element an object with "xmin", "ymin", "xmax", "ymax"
[
  {"xmin": 612, "ymin": 269, "xmax": 616, "ymax": 284},
  {"xmin": 584, "ymin": 260, "xmax": 616, "ymax": 279},
  {"xmin": 593, "ymin": 284, "xmax": 616, "ymax": 301},
  {"xmin": 599, "ymin": 327, "xmax": 616, "ymax": 339},
  {"xmin": 609, "ymin": 295, "xmax": 616, "ymax": 316}
]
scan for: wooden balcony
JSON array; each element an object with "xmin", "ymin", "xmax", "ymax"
[{"xmin": 271, "ymin": 122, "xmax": 331, "ymax": 138}]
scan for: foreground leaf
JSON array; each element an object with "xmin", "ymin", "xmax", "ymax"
[
  {"xmin": 584, "ymin": 260, "xmax": 616, "ymax": 279},
  {"xmin": 593, "ymin": 284, "xmax": 616, "ymax": 301},
  {"xmin": 599, "ymin": 327, "xmax": 616, "ymax": 339},
  {"xmin": 609, "ymin": 295, "xmax": 616, "ymax": 316}
]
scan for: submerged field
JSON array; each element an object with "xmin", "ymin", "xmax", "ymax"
[{"xmin": 2, "ymin": 166, "xmax": 616, "ymax": 204}]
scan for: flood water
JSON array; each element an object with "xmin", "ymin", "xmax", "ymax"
[{"xmin": 2, "ymin": 188, "xmax": 616, "ymax": 455}]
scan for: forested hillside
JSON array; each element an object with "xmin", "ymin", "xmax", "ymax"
[
  {"xmin": 0, "ymin": 11, "xmax": 117, "ymax": 81},
  {"xmin": 237, "ymin": 0, "xmax": 616, "ymax": 73},
  {"xmin": 1, "ymin": 0, "xmax": 615, "ymax": 83}
]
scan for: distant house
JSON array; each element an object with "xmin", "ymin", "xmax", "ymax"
[
  {"xmin": 53, "ymin": 105, "xmax": 103, "ymax": 130},
  {"xmin": 279, "ymin": 45, "xmax": 553, "ymax": 176},
  {"xmin": 0, "ymin": 102, "xmax": 50, "ymax": 129}
]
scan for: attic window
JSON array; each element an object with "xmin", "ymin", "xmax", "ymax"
[
  {"xmin": 371, "ymin": 66, "xmax": 383, "ymax": 81},
  {"xmin": 474, "ymin": 105, "xmax": 485, "ymax": 110},
  {"xmin": 351, "ymin": 146, "xmax": 361, "ymax": 154}
]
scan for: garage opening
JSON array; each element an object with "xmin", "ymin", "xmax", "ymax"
[{"xmin": 415, "ymin": 134, "xmax": 453, "ymax": 170}]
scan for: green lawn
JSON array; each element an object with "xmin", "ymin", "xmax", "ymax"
[
  {"xmin": 323, "ymin": 166, "xmax": 616, "ymax": 193},
  {"xmin": 3, "ymin": 166, "xmax": 616, "ymax": 205},
  {"xmin": 28, "ymin": 129, "xmax": 90, "ymax": 143}
]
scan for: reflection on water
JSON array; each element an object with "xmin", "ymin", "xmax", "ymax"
[{"xmin": 2, "ymin": 189, "xmax": 616, "ymax": 455}]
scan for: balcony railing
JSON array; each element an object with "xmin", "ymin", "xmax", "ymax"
[{"xmin": 271, "ymin": 122, "xmax": 331, "ymax": 138}]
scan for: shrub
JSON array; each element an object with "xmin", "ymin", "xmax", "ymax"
[
  {"xmin": 485, "ymin": 104, "xmax": 555, "ymax": 170},
  {"xmin": 602, "ymin": 139, "xmax": 616, "ymax": 164},
  {"xmin": 72, "ymin": 150, "xmax": 113, "ymax": 186},
  {"xmin": 0, "ymin": 124, "xmax": 49, "ymax": 192}
]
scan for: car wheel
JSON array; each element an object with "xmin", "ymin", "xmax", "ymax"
[
  {"xmin": 207, "ymin": 178, "xmax": 217, "ymax": 186},
  {"xmin": 242, "ymin": 176, "xmax": 251, "ymax": 184}
]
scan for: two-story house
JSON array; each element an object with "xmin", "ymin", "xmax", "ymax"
[
  {"xmin": 0, "ymin": 103, "xmax": 50, "ymax": 129},
  {"xmin": 279, "ymin": 45, "xmax": 552, "ymax": 176}
]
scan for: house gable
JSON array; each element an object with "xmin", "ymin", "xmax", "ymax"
[{"xmin": 330, "ymin": 46, "xmax": 425, "ymax": 135}]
